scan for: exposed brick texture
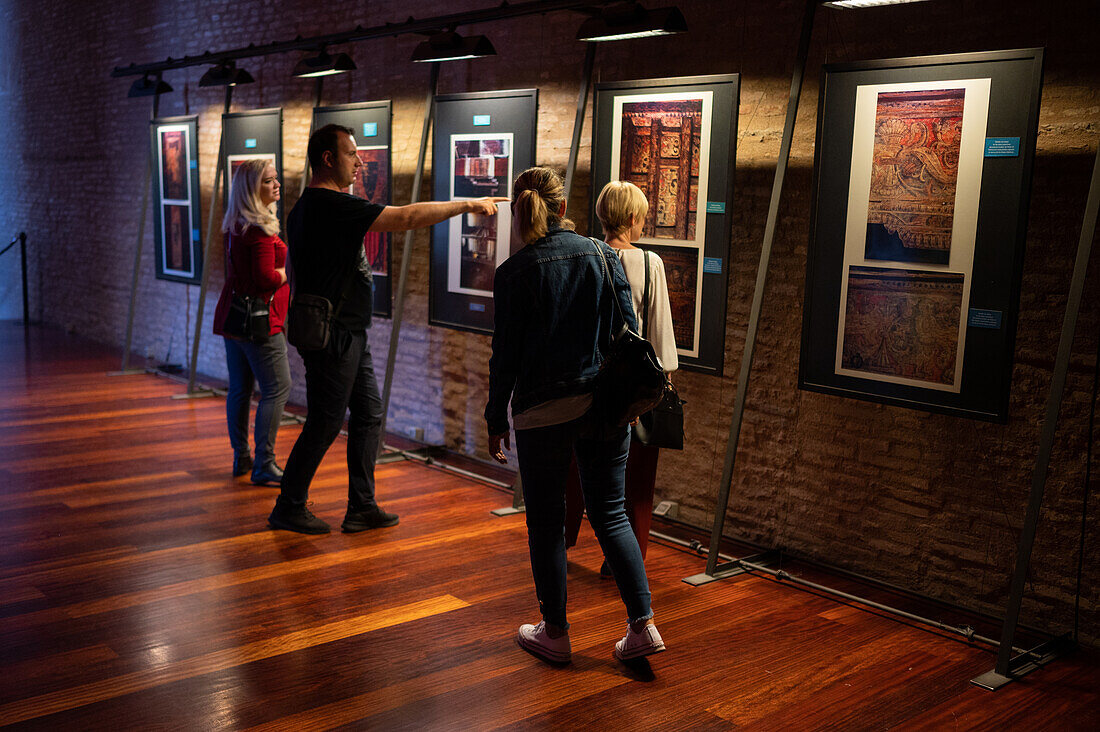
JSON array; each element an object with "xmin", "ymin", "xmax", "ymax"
[{"xmin": 1, "ymin": 0, "xmax": 1097, "ymax": 644}]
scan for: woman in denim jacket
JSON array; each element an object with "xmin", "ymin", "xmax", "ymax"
[{"xmin": 486, "ymin": 167, "xmax": 666, "ymax": 664}]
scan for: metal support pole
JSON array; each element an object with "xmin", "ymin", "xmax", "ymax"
[
  {"xmin": 700, "ymin": 0, "xmax": 817, "ymax": 577},
  {"xmin": 972, "ymin": 141, "xmax": 1100, "ymax": 691},
  {"xmin": 299, "ymin": 77, "xmax": 324, "ymax": 197},
  {"xmin": 113, "ymin": 94, "xmax": 161, "ymax": 375},
  {"xmin": 181, "ymin": 86, "xmax": 233, "ymax": 397},
  {"xmin": 377, "ymin": 62, "xmax": 440, "ymax": 454},
  {"xmin": 19, "ymin": 232, "xmax": 28, "ymax": 327},
  {"xmin": 563, "ymin": 42, "xmax": 597, "ymax": 203}
]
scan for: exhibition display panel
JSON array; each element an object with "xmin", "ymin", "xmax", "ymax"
[
  {"xmin": 590, "ymin": 74, "xmax": 739, "ymax": 374},
  {"xmin": 428, "ymin": 89, "xmax": 538, "ymax": 335},
  {"xmin": 312, "ymin": 101, "xmax": 394, "ymax": 318},
  {"xmin": 221, "ymin": 109, "xmax": 284, "ymax": 222},
  {"xmin": 799, "ymin": 48, "xmax": 1044, "ymax": 421},
  {"xmin": 150, "ymin": 115, "xmax": 202, "ymax": 284}
]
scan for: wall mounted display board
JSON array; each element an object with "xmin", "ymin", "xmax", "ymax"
[
  {"xmin": 312, "ymin": 101, "xmax": 394, "ymax": 318},
  {"xmin": 429, "ymin": 89, "xmax": 538, "ymax": 334},
  {"xmin": 799, "ymin": 48, "xmax": 1044, "ymax": 421},
  {"xmin": 221, "ymin": 109, "xmax": 284, "ymax": 225},
  {"xmin": 590, "ymin": 74, "xmax": 739, "ymax": 374},
  {"xmin": 150, "ymin": 115, "xmax": 202, "ymax": 284}
]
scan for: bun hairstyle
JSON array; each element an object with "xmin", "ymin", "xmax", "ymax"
[
  {"xmin": 511, "ymin": 167, "xmax": 575, "ymax": 244},
  {"xmin": 222, "ymin": 158, "xmax": 279, "ymax": 236}
]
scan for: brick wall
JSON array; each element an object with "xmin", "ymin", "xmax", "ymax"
[{"xmin": 2, "ymin": 0, "xmax": 1097, "ymax": 644}]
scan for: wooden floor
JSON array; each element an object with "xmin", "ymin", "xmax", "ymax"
[{"xmin": 1, "ymin": 321, "xmax": 1098, "ymax": 730}]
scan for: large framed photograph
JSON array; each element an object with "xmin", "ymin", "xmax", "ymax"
[
  {"xmin": 312, "ymin": 101, "xmax": 393, "ymax": 318},
  {"xmin": 429, "ymin": 89, "xmax": 537, "ymax": 334},
  {"xmin": 221, "ymin": 109, "xmax": 284, "ymax": 225},
  {"xmin": 799, "ymin": 49, "xmax": 1044, "ymax": 421},
  {"xmin": 150, "ymin": 115, "xmax": 202, "ymax": 284},
  {"xmin": 591, "ymin": 74, "xmax": 739, "ymax": 374}
]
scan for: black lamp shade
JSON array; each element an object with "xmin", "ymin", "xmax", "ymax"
[
  {"xmin": 576, "ymin": 5, "xmax": 687, "ymax": 42},
  {"xmin": 198, "ymin": 62, "xmax": 255, "ymax": 87},
  {"xmin": 411, "ymin": 32, "xmax": 496, "ymax": 63},
  {"xmin": 293, "ymin": 51, "xmax": 356, "ymax": 78},
  {"xmin": 128, "ymin": 75, "xmax": 173, "ymax": 97}
]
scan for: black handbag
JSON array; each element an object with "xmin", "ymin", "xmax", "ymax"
[
  {"xmin": 221, "ymin": 235, "xmax": 272, "ymax": 342},
  {"xmin": 632, "ymin": 250, "xmax": 685, "ymax": 449},
  {"xmin": 285, "ymin": 256, "xmax": 357, "ymax": 352},
  {"xmin": 590, "ymin": 240, "xmax": 668, "ymax": 431}
]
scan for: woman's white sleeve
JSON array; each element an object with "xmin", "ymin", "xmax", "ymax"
[{"xmin": 649, "ymin": 255, "xmax": 679, "ymax": 372}]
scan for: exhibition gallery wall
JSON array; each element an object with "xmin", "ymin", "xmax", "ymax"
[{"xmin": 0, "ymin": 0, "xmax": 1096, "ymax": 645}]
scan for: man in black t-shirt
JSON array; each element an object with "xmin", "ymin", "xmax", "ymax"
[{"xmin": 269, "ymin": 124, "xmax": 505, "ymax": 534}]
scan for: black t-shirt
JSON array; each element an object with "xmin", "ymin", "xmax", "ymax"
[{"xmin": 287, "ymin": 188, "xmax": 384, "ymax": 331}]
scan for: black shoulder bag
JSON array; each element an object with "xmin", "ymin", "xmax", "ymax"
[
  {"xmin": 590, "ymin": 240, "xmax": 667, "ymax": 432},
  {"xmin": 632, "ymin": 249, "xmax": 686, "ymax": 450},
  {"xmin": 285, "ymin": 261, "xmax": 357, "ymax": 352}
]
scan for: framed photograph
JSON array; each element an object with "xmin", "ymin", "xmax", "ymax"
[
  {"xmin": 799, "ymin": 48, "xmax": 1045, "ymax": 421},
  {"xmin": 429, "ymin": 89, "xmax": 537, "ymax": 334},
  {"xmin": 313, "ymin": 101, "xmax": 393, "ymax": 318},
  {"xmin": 221, "ymin": 109, "xmax": 283, "ymax": 224},
  {"xmin": 150, "ymin": 115, "xmax": 202, "ymax": 284},
  {"xmin": 591, "ymin": 74, "xmax": 739, "ymax": 374}
]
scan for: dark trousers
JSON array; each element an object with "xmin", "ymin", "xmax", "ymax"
[
  {"xmin": 224, "ymin": 333, "xmax": 291, "ymax": 468},
  {"xmin": 279, "ymin": 326, "xmax": 383, "ymax": 510},
  {"xmin": 565, "ymin": 438, "xmax": 660, "ymax": 558}
]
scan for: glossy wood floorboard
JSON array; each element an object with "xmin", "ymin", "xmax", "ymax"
[{"xmin": 1, "ymin": 322, "xmax": 1097, "ymax": 730}]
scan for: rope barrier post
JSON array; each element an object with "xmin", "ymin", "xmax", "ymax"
[{"xmin": 178, "ymin": 85, "xmax": 233, "ymax": 399}]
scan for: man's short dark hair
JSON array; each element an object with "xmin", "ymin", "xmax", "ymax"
[{"xmin": 307, "ymin": 124, "xmax": 355, "ymax": 169}]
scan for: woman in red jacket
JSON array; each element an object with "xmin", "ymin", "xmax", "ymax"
[{"xmin": 212, "ymin": 159, "xmax": 290, "ymax": 485}]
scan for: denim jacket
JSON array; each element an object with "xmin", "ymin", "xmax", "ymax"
[{"xmin": 485, "ymin": 226, "xmax": 638, "ymax": 435}]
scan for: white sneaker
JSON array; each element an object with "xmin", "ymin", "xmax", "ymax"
[
  {"xmin": 516, "ymin": 621, "xmax": 572, "ymax": 663},
  {"xmin": 614, "ymin": 623, "xmax": 666, "ymax": 661}
]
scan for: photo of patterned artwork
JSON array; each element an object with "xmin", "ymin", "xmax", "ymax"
[
  {"xmin": 645, "ymin": 243, "xmax": 699, "ymax": 352},
  {"xmin": 865, "ymin": 89, "xmax": 965, "ymax": 266},
  {"xmin": 618, "ymin": 99, "xmax": 703, "ymax": 243},
  {"xmin": 447, "ymin": 134, "xmax": 513, "ymax": 297},
  {"xmin": 163, "ymin": 203, "xmax": 192, "ymax": 273},
  {"xmin": 159, "ymin": 129, "xmax": 188, "ymax": 202},
  {"xmin": 351, "ymin": 147, "xmax": 390, "ymax": 276},
  {"xmin": 840, "ymin": 266, "xmax": 964, "ymax": 387}
]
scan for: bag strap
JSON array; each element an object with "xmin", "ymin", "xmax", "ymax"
[
  {"xmin": 642, "ymin": 249, "xmax": 651, "ymax": 341},
  {"xmin": 588, "ymin": 237, "xmax": 630, "ymax": 330}
]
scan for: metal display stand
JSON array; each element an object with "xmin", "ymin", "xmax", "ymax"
[
  {"xmin": 110, "ymin": 94, "xmax": 162, "ymax": 376},
  {"xmin": 971, "ymin": 141, "xmax": 1100, "ymax": 691},
  {"xmin": 178, "ymin": 86, "xmax": 234, "ymax": 399}
]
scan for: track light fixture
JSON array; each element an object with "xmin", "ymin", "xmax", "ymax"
[
  {"xmin": 822, "ymin": 0, "xmax": 931, "ymax": 8},
  {"xmin": 198, "ymin": 60, "xmax": 255, "ymax": 88},
  {"xmin": 293, "ymin": 49, "xmax": 357, "ymax": 78},
  {"xmin": 127, "ymin": 73, "xmax": 173, "ymax": 98},
  {"xmin": 575, "ymin": 2, "xmax": 687, "ymax": 42},
  {"xmin": 410, "ymin": 31, "xmax": 497, "ymax": 63}
]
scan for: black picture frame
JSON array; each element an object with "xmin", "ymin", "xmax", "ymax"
[
  {"xmin": 428, "ymin": 89, "xmax": 538, "ymax": 334},
  {"xmin": 222, "ymin": 108, "xmax": 284, "ymax": 225},
  {"xmin": 590, "ymin": 74, "xmax": 739, "ymax": 375},
  {"xmin": 150, "ymin": 115, "xmax": 202, "ymax": 284},
  {"xmin": 312, "ymin": 101, "xmax": 394, "ymax": 319},
  {"xmin": 798, "ymin": 48, "xmax": 1045, "ymax": 422}
]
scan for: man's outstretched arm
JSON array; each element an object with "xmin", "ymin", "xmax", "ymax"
[{"xmin": 369, "ymin": 197, "xmax": 507, "ymax": 233}]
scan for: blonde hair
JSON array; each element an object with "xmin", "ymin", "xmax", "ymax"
[
  {"xmin": 511, "ymin": 167, "xmax": 574, "ymax": 244},
  {"xmin": 595, "ymin": 180, "xmax": 648, "ymax": 238},
  {"xmin": 222, "ymin": 158, "xmax": 279, "ymax": 236}
]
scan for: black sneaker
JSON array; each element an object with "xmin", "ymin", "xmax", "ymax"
[
  {"xmin": 268, "ymin": 502, "xmax": 330, "ymax": 534},
  {"xmin": 341, "ymin": 505, "xmax": 399, "ymax": 532}
]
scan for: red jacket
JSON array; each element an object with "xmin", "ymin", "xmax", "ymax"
[{"xmin": 213, "ymin": 226, "xmax": 289, "ymax": 336}]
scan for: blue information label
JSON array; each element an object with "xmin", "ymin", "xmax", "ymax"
[
  {"xmin": 469, "ymin": 302, "xmax": 486, "ymax": 312},
  {"xmin": 984, "ymin": 137, "xmax": 1020, "ymax": 157},
  {"xmin": 705, "ymin": 201, "xmax": 726, "ymax": 214},
  {"xmin": 473, "ymin": 115, "xmax": 491, "ymax": 126},
  {"xmin": 189, "ymin": 160, "xmax": 197, "ymax": 169},
  {"xmin": 244, "ymin": 138, "xmax": 257, "ymax": 149},
  {"xmin": 362, "ymin": 122, "xmax": 378, "ymax": 137},
  {"xmin": 192, "ymin": 228, "xmax": 200, "ymax": 241},
  {"xmin": 968, "ymin": 308, "xmax": 1003, "ymax": 329},
  {"xmin": 703, "ymin": 257, "xmax": 723, "ymax": 274}
]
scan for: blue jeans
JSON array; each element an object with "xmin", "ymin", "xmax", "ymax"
[
  {"xmin": 515, "ymin": 414, "xmax": 653, "ymax": 629},
  {"xmin": 279, "ymin": 326, "xmax": 383, "ymax": 510},
  {"xmin": 224, "ymin": 333, "xmax": 291, "ymax": 468}
]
